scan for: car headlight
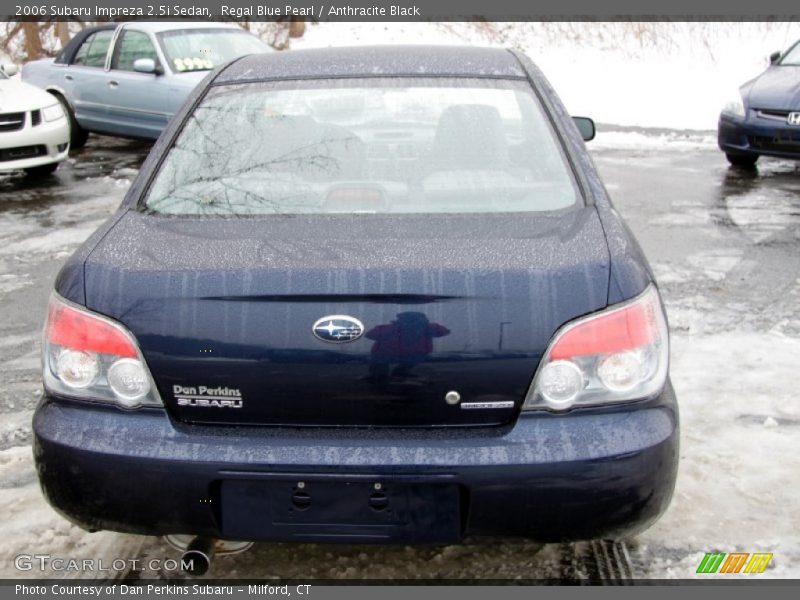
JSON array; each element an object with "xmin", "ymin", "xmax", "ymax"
[
  {"xmin": 42, "ymin": 103, "xmax": 65, "ymax": 122},
  {"xmin": 722, "ymin": 90, "xmax": 745, "ymax": 118}
]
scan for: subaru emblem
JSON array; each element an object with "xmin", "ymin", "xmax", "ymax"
[{"xmin": 312, "ymin": 315, "xmax": 365, "ymax": 343}]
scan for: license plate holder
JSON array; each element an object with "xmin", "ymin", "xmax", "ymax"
[{"xmin": 220, "ymin": 479, "xmax": 461, "ymax": 544}]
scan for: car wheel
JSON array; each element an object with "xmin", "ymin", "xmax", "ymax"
[
  {"xmin": 725, "ymin": 153, "xmax": 758, "ymax": 168},
  {"xmin": 23, "ymin": 163, "xmax": 59, "ymax": 178},
  {"xmin": 52, "ymin": 93, "xmax": 89, "ymax": 149}
]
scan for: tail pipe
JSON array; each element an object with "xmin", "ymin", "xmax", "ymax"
[{"xmin": 181, "ymin": 537, "xmax": 215, "ymax": 576}]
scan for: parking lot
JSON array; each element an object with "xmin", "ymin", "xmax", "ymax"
[{"xmin": 1, "ymin": 131, "xmax": 798, "ymax": 580}]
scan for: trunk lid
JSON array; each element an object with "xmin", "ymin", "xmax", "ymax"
[{"xmin": 85, "ymin": 209, "xmax": 609, "ymax": 427}]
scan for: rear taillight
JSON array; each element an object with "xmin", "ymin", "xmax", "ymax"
[
  {"xmin": 42, "ymin": 294, "xmax": 162, "ymax": 409},
  {"xmin": 523, "ymin": 284, "xmax": 669, "ymax": 412}
]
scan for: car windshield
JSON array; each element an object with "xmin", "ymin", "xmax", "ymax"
[
  {"xmin": 156, "ymin": 28, "xmax": 270, "ymax": 73},
  {"xmin": 779, "ymin": 41, "xmax": 800, "ymax": 65},
  {"xmin": 144, "ymin": 78, "xmax": 579, "ymax": 215}
]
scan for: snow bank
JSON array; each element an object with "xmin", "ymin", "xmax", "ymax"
[
  {"xmin": 292, "ymin": 22, "xmax": 800, "ymax": 131},
  {"xmin": 633, "ymin": 332, "xmax": 800, "ymax": 578}
]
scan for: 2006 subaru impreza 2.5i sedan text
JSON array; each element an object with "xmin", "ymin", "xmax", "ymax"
[{"xmin": 33, "ymin": 47, "xmax": 678, "ymax": 560}]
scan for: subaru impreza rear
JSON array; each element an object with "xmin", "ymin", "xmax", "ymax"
[{"xmin": 33, "ymin": 46, "xmax": 678, "ymax": 546}]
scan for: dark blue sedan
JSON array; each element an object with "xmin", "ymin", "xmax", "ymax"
[
  {"xmin": 33, "ymin": 46, "xmax": 677, "ymax": 563},
  {"xmin": 718, "ymin": 40, "xmax": 800, "ymax": 167}
]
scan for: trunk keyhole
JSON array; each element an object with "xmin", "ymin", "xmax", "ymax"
[
  {"xmin": 368, "ymin": 491, "xmax": 389, "ymax": 511},
  {"xmin": 291, "ymin": 491, "xmax": 311, "ymax": 510}
]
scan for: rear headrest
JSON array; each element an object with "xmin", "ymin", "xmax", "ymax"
[
  {"xmin": 254, "ymin": 115, "xmax": 364, "ymax": 180},
  {"xmin": 429, "ymin": 104, "xmax": 510, "ymax": 171}
]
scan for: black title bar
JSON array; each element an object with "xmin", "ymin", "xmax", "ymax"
[{"xmin": 3, "ymin": 0, "xmax": 800, "ymax": 21}]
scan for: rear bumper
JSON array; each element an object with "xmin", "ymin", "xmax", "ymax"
[
  {"xmin": 33, "ymin": 383, "xmax": 679, "ymax": 544},
  {"xmin": 718, "ymin": 112, "xmax": 800, "ymax": 159}
]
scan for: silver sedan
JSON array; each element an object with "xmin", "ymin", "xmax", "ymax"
[{"xmin": 22, "ymin": 22, "xmax": 273, "ymax": 147}]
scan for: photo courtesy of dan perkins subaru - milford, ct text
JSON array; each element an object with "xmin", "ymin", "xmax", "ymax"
[{"xmin": 15, "ymin": 584, "xmax": 311, "ymax": 596}]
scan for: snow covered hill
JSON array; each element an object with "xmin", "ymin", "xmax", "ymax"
[{"xmin": 291, "ymin": 22, "xmax": 800, "ymax": 131}]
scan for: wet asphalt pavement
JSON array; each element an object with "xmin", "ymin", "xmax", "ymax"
[
  {"xmin": 595, "ymin": 135, "xmax": 800, "ymax": 338},
  {"xmin": 0, "ymin": 133, "xmax": 798, "ymax": 580}
]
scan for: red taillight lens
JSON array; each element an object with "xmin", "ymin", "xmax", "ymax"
[
  {"xmin": 46, "ymin": 300, "xmax": 138, "ymax": 358},
  {"xmin": 549, "ymin": 297, "xmax": 658, "ymax": 360}
]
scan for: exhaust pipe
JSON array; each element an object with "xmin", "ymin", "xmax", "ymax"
[{"xmin": 181, "ymin": 537, "xmax": 216, "ymax": 576}]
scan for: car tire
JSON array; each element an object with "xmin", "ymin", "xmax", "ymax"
[
  {"xmin": 52, "ymin": 93, "xmax": 89, "ymax": 149},
  {"xmin": 23, "ymin": 163, "xmax": 59, "ymax": 178},
  {"xmin": 725, "ymin": 153, "xmax": 758, "ymax": 168}
]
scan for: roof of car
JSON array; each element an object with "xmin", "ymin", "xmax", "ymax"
[
  {"xmin": 214, "ymin": 45, "xmax": 529, "ymax": 83},
  {"xmin": 120, "ymin": 21, "xmax": 242, "ymax": 34},
  {"xmin": 54, "ymin": 22, "xmax": 244, "ymax": 64}
]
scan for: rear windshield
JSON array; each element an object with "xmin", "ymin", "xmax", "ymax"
[{"xmin": 144, "ymin": 78, "xmax": 579, "ymax": 215}]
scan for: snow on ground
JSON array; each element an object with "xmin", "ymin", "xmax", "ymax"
[
  {"xmin": 291, "ymin": 22, "xmax": 800, "ymax": 131},
  {"xmin": 0, "ymin": 157, "xmax": 144, "ymax": 580},
  {"xmin": 589, "ymin": 131, "xmax": 716, "ymax": 151},
  {"xmin": 0, "ymin": 443, "xmax": 144, "ymax": 580},
  {"xmin": 632, "ymin": 331, "xmax": 800, "ymax": 578}
]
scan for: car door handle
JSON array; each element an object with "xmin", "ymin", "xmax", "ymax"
[
  {"xmin": 64, "ymin": 74, "xmax": 73, "ymax": 81},
  {"xmin": 108, "ymin": 80, "xmax": 119, "ymax": 88}
]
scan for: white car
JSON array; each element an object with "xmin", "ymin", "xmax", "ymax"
[{"xmin": 1, "ymin": 63, "xmax": 70, "ymax": 177}]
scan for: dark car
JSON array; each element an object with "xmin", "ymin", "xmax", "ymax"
[
  {"xmin": 34, "ymin": 46, "xmax": 678, "ymax": 564},
  {"xmin": 718, "ymin": 40, "xmax": 800, "ymax": 167}
]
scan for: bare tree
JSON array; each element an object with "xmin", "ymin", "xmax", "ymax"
[
  {"xmin": 2, "ymin": 20, "xmax": 82, "ymax": 61},
  {"xmin": 289, "ymin": 19, "xmax": 306, "ymax": 38},
  {"xmin": 21, "ymin": 22, "xmax": 45, "ymax": 59},
  {"xmin": 246, "ymin": 19, "xmax": 308, "ymax": 50},
  {"xmin": 55, "ymin": 22, "xmax": 71, "ymax": 48}
]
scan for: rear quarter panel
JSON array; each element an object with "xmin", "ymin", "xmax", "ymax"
[
  {"xmin": 21, "ymin": 60, "xmax": 62, "ymax": 95},
  {"xmin": 511, "ymin": 50, "xmax": 653, "ymax": 303}
]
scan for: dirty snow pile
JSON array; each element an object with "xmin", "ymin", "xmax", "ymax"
[{"xmin": 631, "ymin": 333, "xmax": 800, "ymax": 578}]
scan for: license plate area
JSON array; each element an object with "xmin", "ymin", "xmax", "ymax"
[
  {"xmin": 775, "ymin": 130, "xmax": 800, "ymax": 144},
  {"xmin": 220, "ymin": 479, "xmax": 462, "ymax": 543}
]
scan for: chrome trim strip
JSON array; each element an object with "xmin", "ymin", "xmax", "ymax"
[
  {"xmin": 74, "ymin": 100, "xmax": 171, "ymax": 118},
  {"xmin": 460, "ymin": 401, "xmax": 515, "ymax": 410},
  {"xmin": 756, "ymin": 110, "xmax": 790, "ymax": 122}
]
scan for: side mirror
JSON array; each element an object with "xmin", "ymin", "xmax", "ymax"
[
  {"xmin": 133, "ymin": 58, "xmax": 160, "ymax": 74},
  {"xmin": 769, "ymin": 51, "xmax": 781, "ymax": 65},
  {"xmin": 572, "ymin": 116, "xmax": 596, "ymax": 142},
  {"xmin": 1, "ymin": 63, "xmax": 19, "ymax": 77}
]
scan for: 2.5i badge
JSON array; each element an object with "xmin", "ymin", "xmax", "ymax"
[{"xmin": 173, "ymin": 385, "xmax": 243, "ymax": 408}]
